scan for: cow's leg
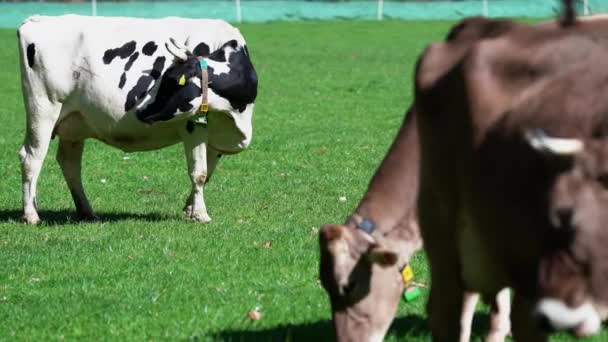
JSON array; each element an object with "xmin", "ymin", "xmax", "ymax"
[
  {"xmin": 485, "ymin": 288, "xmax": 511, "ymax": 342},
  {"xmin": 426, "ymin": 256, "xmax": 465, "ymax": 342},
  {"xmin": 511, "ymin": 293, "xmax": 548, "ymax": 342},
  {"xmin": 418, "ymin": 190, "xmax": 464, "ymax": 342},
  {"xmin": 19, "ymin": 102, "xmax": 61, "ymax": 224},
  {"xmin": 183, "ymin": 145, "xmax": 221, "ymax": 215},
  {"xmin": 460, "ymin": 292, "xmax": 479, "ymax": 342},
  {"xmin": 182, "ymin": 126, "xmax": 211, "ymax": 223},
  {"xmin": 56, "ymin": 138, "xmax": 96, "ymax": 220}
]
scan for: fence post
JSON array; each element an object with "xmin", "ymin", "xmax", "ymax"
[
  {"xmin": 377, "ymin": 0, "xmax": 383, "ymax": 20},
  {"xmin": 584, "ymin": 0, "xmax": 589, "ymax": 15},
  {"xmin": 236, "ymin": 0, "xmax": 242, "ymax": 23},
  {"xmin": 92, "ymin": 0, "xmax": 97, "ymax": 16},
  {"xmin": 482, "ymin": 0, "xmax": 488, "ymax": 17}
]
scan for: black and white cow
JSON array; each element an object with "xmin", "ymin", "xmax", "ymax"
[{"xmin": 17, "ymin": 15, "xmax": 258, "ymax": 224}]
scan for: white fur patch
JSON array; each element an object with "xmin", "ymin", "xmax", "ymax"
[
  {"xmin": 206, "ymin": 46, "xmax": 238, "ymax": 76},
  {"xmin": 207, "ymin": 58, "xmax": 231, "ymax": 76},
  {"xmin": 536, "ymin": 298, "xmax": 601, "ymax": 335}
]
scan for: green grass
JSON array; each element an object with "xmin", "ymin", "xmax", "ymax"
[{"xmin": 0, "ymin": 20, "xmax": 599, "ymax": 341}]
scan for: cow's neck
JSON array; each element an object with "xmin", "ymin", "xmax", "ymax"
[{"xmin": 346, "ymin": 108, "xmax": 419, "ymax": 237}]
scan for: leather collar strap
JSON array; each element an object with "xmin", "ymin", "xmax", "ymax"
[
  {"xmin": 347, "ymin": 213, "xmax": 376, "ymax": 235},
  {"xmin": 197, "ymin": 57, "xmax": 209, "ymax": 115}
]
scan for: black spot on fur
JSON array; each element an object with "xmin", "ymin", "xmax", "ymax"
[
  {"xmin": 142, "ymin": 41, "xmax": 158, "ymax": 56},
  {"xmin": 103, "ymin": 41, "xmax": 137, "ymax": 64},
  {"xmin": 119, "ymin": 72, "xmax": 127, "ymax": 89},
  {"xmin": 150, "ymin": 57, "xmax": 165, "ymax": 79},
  {"xmin": 26, "ymin": 43, "xmax": 35, "ymax": 68},
  {"xmin": 136, "ymin": 56, "xmax": 200, "ymax": 123},
  {"xmin": 186, "ymin": 120, "xmax": 195, "ymax": 133},
  {"xmin": 193, "ymin": 42, "xmax": 210, "ymax": 57},
  {"xmin": 207, "ymin": 41, "xmax": 257, "ymax": 112},
  {"xmin": 124, "ymin": 52, "xmax": 139, "ymax": 71},
  {"xmin": 124, "ymin": 56, "xmax": 166, "ymax": 112},
  {"xmin": 208, "ymin": 40, "xmax": 237, "ymax": 63}
]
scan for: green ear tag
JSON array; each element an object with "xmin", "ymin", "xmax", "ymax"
[
  {"xmin": 403, "ymin": 286, "xmax": 421, "ymax": 302},
  {"xmin": 199, "ymin": 60, "xmax": 208, "ymax": 69},
  {"xmin": 178, "ymin": 74, "xmax": 186, "ymax": 86}
]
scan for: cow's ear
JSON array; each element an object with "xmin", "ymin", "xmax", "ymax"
[{"xmin": 368, "ymin": 246, "xmax": 398, "ymax": 267}]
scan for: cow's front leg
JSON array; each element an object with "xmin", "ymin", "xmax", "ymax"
[
  {"xmin": 183, "ymin": 145, "xmax": 222, "ymax": 215},
  {"xmin": 460, "ymin": 292, "xmax": 479, "ymax": 342},
  {"xmin": 485, "ymin": 288, "xmax": 511, "ymax": 342},
  {"xmin": 419, "ymin": 194, "xmax": 464, "ymax": 341},
  {"xmin": 56, "ymin": 138, "xmax": 97, "ymax": 221},
  {"xmin": 511, "ymin": 293, "xmax": 548, "ymax": 342},
  {"xmin": 182, "ymin": 124, "xmax": 211, "ymax": 223}
]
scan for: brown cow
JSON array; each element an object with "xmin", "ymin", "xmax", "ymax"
[
  {"xmin": 319, "ymin": 109, "xmax": 511, "ymax": 341},
  {"xmin": 417, "ymin": 1, "xmax": 608, "ymax": 341},
  {"xmin": 319, "ymin": 110, "xmax": 423, "ymax": 342}
]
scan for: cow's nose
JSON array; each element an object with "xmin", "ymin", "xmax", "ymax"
[
  {"xmin": 534, "ymin": 311, "xmax": 557, "ymax": 333},
  {"xmin": 556, "ymin": 208, "xmax": 573, "ymax": 228}
]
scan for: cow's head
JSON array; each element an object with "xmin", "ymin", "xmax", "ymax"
[
  {"xmin": 319, "ymin": 219, "xmax": 422, "ymax": 341},
  {"xmin": 525, "ymin": 130, "xmax": 608, "ymax": 336},
  {"xmin": 138, "ymin": 38, "xmax": 258, "ymax": 154}
]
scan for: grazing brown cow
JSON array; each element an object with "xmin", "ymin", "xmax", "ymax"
[
  {"xmin": 319, "ymin": 108, "xmax": 511, "ymax": 341},
  {"xmin": 319, "ymin": 110, "xmax": 423, "ymax": 342},
  {"xmin": 417, "ymin": 1, "xmax": 608, "ymax": 341}
]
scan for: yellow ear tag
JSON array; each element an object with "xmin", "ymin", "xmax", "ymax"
[
  {"xmin": 178, "ymin": 75, "xmax": 186, "ymax": 86},
  {"xmin": 402, "ymin": 265, "xmax": 414, "ymax": 285}
]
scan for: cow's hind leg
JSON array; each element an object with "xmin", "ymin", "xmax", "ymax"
[
  {"xmin": 182, "ymin": 124, "xmax": 211, "ymax": 223},
  {"xmin": 20, "ymin": 102, "xmax": 61, "ymax": 224},
  {"xmin": 56, "ymin": 138, "xmax": 96, "ymax": 221}
]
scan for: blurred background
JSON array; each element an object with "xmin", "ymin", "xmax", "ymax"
[{"xmin": 0, "ymin": 0, "xmax": 607, "ymax": 28}]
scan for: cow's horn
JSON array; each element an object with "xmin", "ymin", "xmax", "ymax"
[
  {"xmin": 525, "ymin": 129, "xmax": 583, "ymax": 155},
  {"xmin": 165, "ymin": 38, "xmax": 188, "ymax": 61}
]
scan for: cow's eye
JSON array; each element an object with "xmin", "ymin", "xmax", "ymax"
[{"xmin": 597, "ymin": 174, "xmax": 608, "ymax": 188}]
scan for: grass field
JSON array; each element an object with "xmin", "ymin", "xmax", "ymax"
[{"xmin": 0, "ymin": 20, "xmax": 601, "ymax": 341}]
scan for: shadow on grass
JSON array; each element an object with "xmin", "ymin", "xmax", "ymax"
[
  {"xmin": 0, "ymin": 209, "xmax": 171, "ymax": 226},
  {"xmin": 206, "ymin": 315, "xmax": 429, "ymax": 341},
  {"xmin": 207, "ymin": 312, "xmax": 492, "ymax": 341}
]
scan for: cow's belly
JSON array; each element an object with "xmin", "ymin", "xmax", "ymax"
[{"xmin": 55, "ymin": 109, "xmax": 184, "ymax": 152}]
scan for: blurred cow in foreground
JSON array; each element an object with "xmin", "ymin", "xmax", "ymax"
[
  {"xmin": 320, "ymin": 0, "xmax": 608, "ymax": 340},
  {"xmin": 17, "ymin": 15, "xmax": 257, "ymax": 224},
  {"xmin": 417, "ymin": 1, "xmax": 608, "ymax": 340},
  {"xmin": 319, "ymin": 108, "xmax": 511, "ymax": 342}
]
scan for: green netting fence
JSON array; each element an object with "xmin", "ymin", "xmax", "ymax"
[{"xmin": 0, "ymin": 0, "xmax": 607, "ymax": 28}]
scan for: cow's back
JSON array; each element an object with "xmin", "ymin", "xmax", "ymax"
[
  {"xmin": 17, "ymin": 15, "xmax": 244, "ymax": 111},
  {"xmin": 17, "ymin": 15, "xmax": 249, "ymax": 149}
]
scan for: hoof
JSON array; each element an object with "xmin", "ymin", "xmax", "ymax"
[
  {"xmin": 187, "ymin": 211, "xmax": 211, "ymax": 223},
  {"xmin": 22, "ymin": 214, "xmax": 41, "ymax": 225},
  {"xmin": 183, "ymin": 205, "xmax": 193, "ymax": 217},
  {"xmin": 78, "ymin": 212, "xmax": 99, "ymax": 222}
]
